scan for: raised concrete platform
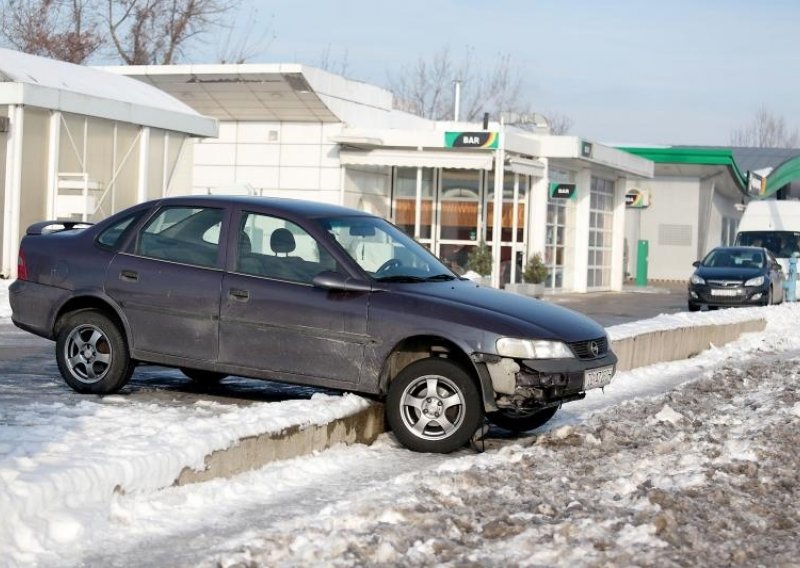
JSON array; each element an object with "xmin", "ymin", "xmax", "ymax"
[
  {"xmin": 612, "ymin": 318, "xmax": 767, "ymax": 371},
  {"xmin": 175, "ymin": 315, "xmax": 767, "ymax": 484}
]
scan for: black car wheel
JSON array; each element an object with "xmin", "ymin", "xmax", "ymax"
[
  {"xmin": 487, "ymin": 405, "xmax": 559, "ymax": 433},
  {"xmin": 688, "ymin": 302, "xmax": 701, "ymax": 312},
  {"xmin": 762, "ymin": 286, "xmax": 773, "ymax": 306},
  {"xmin": 387, "ymin": 358, "xmax": 483, "ymax": 453},
  {"xmin": 180, "ymin": 368, "xmax": 228, "ymax": 383},
  {"xmin": 56, "ymin": 310, "xmax": 133, "ymax": 394}
]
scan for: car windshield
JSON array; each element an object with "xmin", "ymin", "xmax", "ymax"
[
  {"xmin": 736, "ymin": 231, "xmax": 800, "ymax": 258},
  {"xmin": 321, "ymin": 216, "xmax": 456, "ymax": 282},
  {"xmin": 702, "ymin": 248, "xmax": 765, "ymax": 269}
]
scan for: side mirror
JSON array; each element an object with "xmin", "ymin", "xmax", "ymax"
[
  {"xmin": 312, "ymin": 271, "xmax": 372, "ymax": 292},
  {"xmin": 692, "ymin": 260, "xmax": 701, "ymax": 267}
]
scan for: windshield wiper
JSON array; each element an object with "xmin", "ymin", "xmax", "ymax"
[
  {"xmin": 374, "ymin": 275, "xmax": 427, "ymax": 283},
  {"xmin": 423, "ymin": 274, "xmax": 457, "ymax": 281}
]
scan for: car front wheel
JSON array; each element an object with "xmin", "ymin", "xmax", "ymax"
[
  {"xmin": 487, "ymin": 405, "xmax": 559, "ymax": 433},
  {"xmin": 387, "ymin": 357, "xmax": 483, "ymax": 453},
  {"xmin": 56, "ymin": 310, "xmax": 133, "ymax": 394}
]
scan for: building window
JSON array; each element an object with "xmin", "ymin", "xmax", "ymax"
[
  {"xmin": 394, "ymin": 167, "xmax": 434, "ymax": 240},
  {"xmin": 587, "ymin": 176, "xmax": 614, "ymax": 289},
  {"xmin": 545, "ymin": 200, "xmax": 567, "ymax": 289}
]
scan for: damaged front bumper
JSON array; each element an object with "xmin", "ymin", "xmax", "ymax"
[{"xmin": 473, "ymin": 351, "xmax": 618, "ymax": 411}]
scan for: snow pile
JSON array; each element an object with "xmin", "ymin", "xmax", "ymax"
[
  {"xmin": 206, "ymin": 352, "xmax": 800, "ymax": 567},
  {"xmin": 0, "ymin": 393, "xmax": 370, "ymax": 566}
]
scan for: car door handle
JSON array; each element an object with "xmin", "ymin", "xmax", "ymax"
[
  {"xmin": 229, "ymin": 288, "xmax": 250, "ymax": 301},
  {"xmin": 120, "ymin": 270, "xmax": 139, "ymax": 282}
]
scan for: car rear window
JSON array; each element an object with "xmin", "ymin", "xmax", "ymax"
[{"xmin": 96, "ymin": 212, "xmax": 143, "ymax": 250}]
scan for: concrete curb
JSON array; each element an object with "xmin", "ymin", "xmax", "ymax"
[
  {"xmin": 611, "ymin": 318, "xmax": 767, "ymax": 372},
  {"xmin": 175, "ymin": 402, "xmax": 385, "ymax": 486},
  {"xmin": 175, "ymin": 316, "xmax": 766, "ymax": 484}
]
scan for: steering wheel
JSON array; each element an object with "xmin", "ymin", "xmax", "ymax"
[{"xmin": 376, "ymin": 258, "xmax": 402, "ymax": 274}]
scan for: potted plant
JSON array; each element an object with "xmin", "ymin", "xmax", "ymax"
[
  {"xmin": 506, "ymin": 252, "xmax": 549, "ymax": 298},
  {"xmin": 467, "ymin": 241, "xmax": 493, "ymax": 286}
]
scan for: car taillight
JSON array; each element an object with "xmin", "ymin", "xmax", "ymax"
[{"xmin": 17, "ymin": 248, "xmax": 28, "ymax": 281}]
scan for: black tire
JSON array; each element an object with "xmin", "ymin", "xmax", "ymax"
[
  {"xmin": 386, "ymin": 357, "xmax": 483, "ymax": 453},
  {"xmin": 487, "ymin": 406, "xmax": 559, "ymax": 433},
  {"xmin": 56, "ymin": 310, "xmax": 133, "ymax": 394},
  {"xmin": 762, "ymin": 286, "xmax": 773, "ymax": 306},
  {"xmin": 688, "ymin": 302, "xmax": 701, "ymax": 312},
  {"xmin": 180, "ymin": 368, "xmax": 228, "ymax": 383}
]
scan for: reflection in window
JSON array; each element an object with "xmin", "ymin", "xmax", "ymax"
[{"xmin": 136, "ymin": 207, "xmax": 223, "ymax": 268}]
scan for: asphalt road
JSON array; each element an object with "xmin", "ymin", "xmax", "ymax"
[{"xmin": 546, "ymin": 283, "xmax": 687, "ymax": 327}]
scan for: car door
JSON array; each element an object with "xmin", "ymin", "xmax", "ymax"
[
  {"xmin": 218, "ymin": 211, "xmax": 370, "ymax": 386},
  {"xmin": 105, "ymin": 205, "xmax": 228, "ymax": 362}
]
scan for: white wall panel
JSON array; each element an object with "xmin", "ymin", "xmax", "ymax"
[
  {"xmin": 280, "ymin": 123, "xmax": 322, "ymax": 144},
  {"xmin": 279, "ymin": 166, "xmax": 320, "ymax": 190},
  {"xmin": 194, "ymin": 142, "xmax": 237, "ymax": 165},
  {"xmin": 236, "ymin": 144, "xmax": 281, "ymax": 166},
  {"xmin": 234, "ymin": 166, "xmax": 279, "ymax": 189},
  {"xmin": 193, "ymin": 164, "xmax": 236, "ymax": 190},
  {"xmin": 279, "ymin": 144, "xmax": 322, "ymax": 167}
]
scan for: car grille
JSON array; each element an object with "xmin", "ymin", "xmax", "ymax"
[{"xmin": 569, "ymin": 336, "xmax": 608, "ymax": 360}]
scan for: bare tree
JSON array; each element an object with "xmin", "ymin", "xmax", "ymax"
[
  {"xmin": 544, "ymin": 112, "xmax": 574, "ymax": 135},
  {"xmin": 318, "ymin": 43, "xmax": 349, "ymax": 76},
  {"xmin": 106, "ymin": 0, "xmax": 235, "ymax": 65},
  {"xmin": 0, "ymin": 0, "xmax": 102, "ymax": 63},
  {"xmin": 216, "ymin": 6, "xmax": 273, "ymax": 64},
  {"xmin": 388, "ymin": 46, "xmax": 529, "ymax": 121},
  {"xmin": 1, "ymin": 0, "xmax": 248, "ymax": 64},
  {"xmin": 730, "ymin": 105, "xmax": 799, "ymax": 148}
]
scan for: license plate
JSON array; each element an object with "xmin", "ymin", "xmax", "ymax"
[
  {"xmin": 584, "ymin": 365, "xmax": 614, "ymax": 390},
  {"xmin": 710, "ymin": 289, "xmax": 741, "ymax": 296}
]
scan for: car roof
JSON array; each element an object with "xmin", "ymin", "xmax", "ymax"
[
  {"xmin": 708, "ymin": 246, "xmax": 765, "ymax": 253},
  {"xmin": 155, "ymin": 195, "xmax": 373, "ymax": 219}
]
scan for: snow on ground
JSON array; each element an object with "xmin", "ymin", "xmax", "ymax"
[{"xmin": 1, "ymin": 278, "xmax": 798, "ymax": 567}]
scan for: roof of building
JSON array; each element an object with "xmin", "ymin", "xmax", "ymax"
[
  {"xmin": 0, "ymin": 48, "xmax": 216, "ymax": 137},
  {"xmin": 620, "ymin": 145, "xmax": 800, "ymax": 199},
  {"xmin": 104, "ymin": 63, "xmax": 429, "ymax": 129}
]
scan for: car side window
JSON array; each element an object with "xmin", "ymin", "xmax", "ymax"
[
  {"xmin": 96, "ymin": 212, "xmax": 143, "ymax": 250},
  {"xmin": 134, "ymin": 207, "xmax": 224, "ymax": 268},
  {"xmin": 236, "ymin": 212, "xmax": 336, "ymax": 283}
]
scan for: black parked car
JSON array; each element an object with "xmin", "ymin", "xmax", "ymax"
[
  {"xmin": 688, "ymin": 246, "xmax": 785, "ymax": 311},
  {"xmin": 11, "ymin": 196, "xmax": 616, "ymax": 453}
]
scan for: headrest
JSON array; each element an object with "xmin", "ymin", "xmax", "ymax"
[{"xmin": 270, "ymin": 228, "xmax": 296, "ymax": 254}]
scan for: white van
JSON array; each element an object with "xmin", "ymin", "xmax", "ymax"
[{"xmin": 734, "ymin": 200, "xmax": 800, "ymax": 271}]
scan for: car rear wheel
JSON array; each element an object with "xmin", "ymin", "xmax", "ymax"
[
  {"xmin": 487, "ymin": 405, "xmax": 559, "ymax": 433},
  {"xmin": 386, "ymin": 357, "xmax": 483, "ymax": 453},
  {"xmin": 56, "ymin": 310, "xmax": 133, "ymax": 394},
  {"xmin": 180, "ymin": 368, "xmax": 228, "ymax": 383}
]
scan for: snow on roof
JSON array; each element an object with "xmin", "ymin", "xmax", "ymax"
[{"xmin": 0, "ymin": 48, "xmax": 216, "ymax": 137}]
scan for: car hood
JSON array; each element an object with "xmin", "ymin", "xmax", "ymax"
[
  {"xmin": 694, "ymin": 266, "xmax": 764, "ymax": 280},
  {"xmin": 386, "ymin": 279, "xmax": 607, "ymax": 342}
]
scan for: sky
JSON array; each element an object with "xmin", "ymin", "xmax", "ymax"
[{"xmin": 193, "ymin": 0, "xmax": 800, "ymax": 146}]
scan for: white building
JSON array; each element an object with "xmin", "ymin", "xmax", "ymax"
[
  {"xmin": 0, "ymin": 49, "xmax": 216, "ymax": 278},
  {"xmin": 111, "ymin": 63, "xmax": 654, "ymax": 292}
]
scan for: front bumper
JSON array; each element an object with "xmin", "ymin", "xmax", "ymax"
[
  {"xmin": 688, "ymin": 283, "xmax": 768, "ymax": 307},
  {"xmin": 482, "ymin": 351, "xmax": 617, "ymax": 409}
]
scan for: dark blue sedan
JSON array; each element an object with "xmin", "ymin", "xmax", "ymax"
[
  {"xmin": 688, "ymin": 246, "xmax": 785, "ymax": 311},
  {"xmin": 10, "ymin": 196, "xmax": 617, "ymax": 453}
]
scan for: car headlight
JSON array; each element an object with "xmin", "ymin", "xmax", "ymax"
[
  {"xmin": 496, "ymin": 338, "xmax": 574, "ymax": 359},
  {"xmin": 744, "ymin": 275, "xmax": 765, "ymax": 287},
  {"xmin": 690, "ymin": 274, "xmax": 705, "ymax": 285}
]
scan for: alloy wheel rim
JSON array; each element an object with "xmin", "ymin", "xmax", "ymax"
[
  {"xmin": 399, "ymin": 374, "xmax": 465, "ymax": 441},
  {"xmin": 64, "ymin": 324, "xmax": 112, "ymax": 384}
]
